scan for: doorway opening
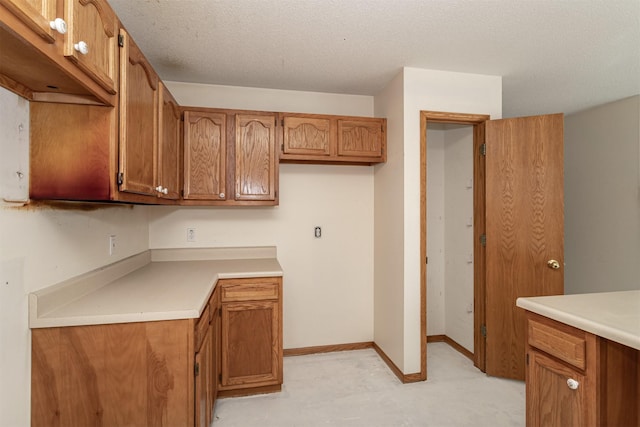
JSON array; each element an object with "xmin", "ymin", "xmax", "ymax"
[{"xmin": 420, "ymin": 111, "xmax": 489, "ymax": 380}]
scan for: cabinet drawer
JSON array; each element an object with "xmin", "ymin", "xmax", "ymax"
[
  {"xmin": 194, "ymin": 303, "xmax": 210, "ymax": 352},
  {"xmin": 528, "ymin": 317, "xmax": 586, "ymax": 370},
  {"xmin": 220, "ymin": 278, "xmax": 280, "ymax": 302}
]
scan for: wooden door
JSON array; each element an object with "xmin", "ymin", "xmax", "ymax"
[
  {"xmin": 527, "ymin": 350, "xmax": 587, "ymax": 427},
  {"xmin": 157, "ymin": 82, "xmax": 181, "ymax": 200},
  {"xmin": 485, "ymin": 113, "xmax": 564, "ymax": 380},
  {"xmin": 220, "ymin": 300, "xmax": 280, "ymax": 389},
  {"xmin": 0, "ymin": 0, "xmax": 58, "ymax": 42},
  {"xmin": 118, "ymin": 29, "xmax": 158, "ymax": 196},
  {"xmin": 337, "ymin": 118, "xmax": 384, "ymax": 159},
  {"xmin": 183, "ymin": 110, "xmax": 227, "ymax": 200},
  {"xmin": 64, "ymin": 0, "xmax": 118, "ymax": 94},
  {"xmin": 235, "ymin": 113, "xmax": 277, "ymax": 201}
]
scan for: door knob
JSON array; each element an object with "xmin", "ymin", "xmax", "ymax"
[{"xmin": 547, "ymin": 259, "xmax": 561, "ymax": 270}]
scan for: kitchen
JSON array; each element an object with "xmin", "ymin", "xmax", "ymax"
[{"xmin": 1, "ymin": 1, "xmax": 639, "ymax": 426}]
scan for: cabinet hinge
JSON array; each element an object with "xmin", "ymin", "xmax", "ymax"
[
  {"xmin": 481, "ymin": 324, "xmax": 487, "ymax": 338},
  {"xmin": 194, "ymin": 362, "xmax": 200, "ymax": 377},
  {"xmin": 526, "ymin": 353, "xmax": 529, "ymax": 365},
  {"xmin": 426, "ymin": 256, "xmax": 428, "ymax": 264},
  {"xmin": 117, "ymin": 172, "xmax": 124, "ymax": 186},
  {"xmin": 281, "ymin": 143, "xmax": 284, "ymax": 151},
  {"xmin": 219, "ymin": 373, "xmax": 222, "ymax": 382},
  {"xmin": 480, "ymin": 234, "xmax": 486, "ymax": 247},
  {"xmin": 281, "ymin": 119, "xmax": 284, "ymax": 127},
  {"xmin": 118, "ymin": 34, "xmax": 124, "ymax": 47},
  {"xmin": 480, "ymin": 143, "xmax": 486, "ymax": 156}
]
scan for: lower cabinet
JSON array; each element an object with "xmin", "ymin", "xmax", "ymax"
[
  {"xmin": 218, "ymin": 277, "xmax": 283, "ymax": 397},
  {"xmin": 525, "ymin": 312, "xmax": 639, "ymax": 427},
  {"xmin": 31, "ymin": 277, "xmax": 282, "ymax": 426}
]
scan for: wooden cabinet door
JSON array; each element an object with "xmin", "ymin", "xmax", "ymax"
[
  {"xmin": 157, "ymin": 82, "xmax": 181, "ymax": 200},
  {"xmin": 220, "ymin": 300, "xmax": 281, "ymax": 389},
  {"xmin": 0, "ymin": 0, "xmax": 58, "ymax": 43},
  {"xmin": 235, "ymin": 113, "xmax": 277, "ymax": 201},
  {"xmin": 337, "ymin": 118, "xmax": 385, "ymax": 159},
  {"xmin": 282, "ymin": 115, "xmax": 331, "ymax": 156},
  {"xmin": 63, "ymin": 0, "xmax": 117, "ymax": 94},
  {"xmin": 183, "ymin": 111, "xmax": 227, "ymax": 200},
  {"xmin": 527, "ymin": 350, "xmax": 587, "ymax": 427},
  {"xmin": 118, "ymin": 29, "xmax": 158, "ymax": 196},
  {"xmin": 195, "ymin": 325, "xmax": 213, "ymax": 427}
]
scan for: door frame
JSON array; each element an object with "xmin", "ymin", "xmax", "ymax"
[{"xmin": 420, "ymin": 110, "xmax": 490, "ymax": 377}]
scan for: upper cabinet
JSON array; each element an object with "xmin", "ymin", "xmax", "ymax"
[
  {"xmin": 0, "ymin": 0, "xmax": 117, "ymax": 105},
  {"xmin": 63, "ymin": 0, "xmax": 118, "ymax": 95},
  {"xmin": 183, "ymin": 108, "xmax": 279, "ymax": 206},
  {"xmin": 235, "ymin": 113, "xmax": 278, "ymax": 202},
  {"xmin": 280, "ymin": 113, "xmax": 386, "ymax": 164},
  {"xmin": 157, "ymin": 82, "xmax": 181, "ymax": 200},
  {"xmin": 117, "ymin": 28, "xmax": 158, "ymax": 197}
]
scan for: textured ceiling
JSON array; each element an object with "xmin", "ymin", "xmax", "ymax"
[{"xmin": 109, "ymin": 0, "xmax": 640, "ymax": 118}]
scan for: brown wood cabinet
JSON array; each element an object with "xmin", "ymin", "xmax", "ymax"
[
  {"xmin": 280, "ymin": 112, "xmax": 386, "ymax": 164},
  {"xmin": 525, "ymin": 312, "xmax": 639, "ymax": 427},
  {"xmin": 218, "ymin": 277, "xmax": 283, "ymax": 397},
  {"xmin": 32, "ymin": 320, "xmax": 195, "ymax": 426},
  {"xmin": 29, "ymin": 28, "xmax": 181, "ymax": 204},
  {"xmin": 182, "ymin": 108, "xmax": 279, "ymax": 206},
  {"xmin": 117, "ymin": 28, "xmax": 158, "ymax": 197},
  {"xmin": 0, "ymin": 0, "xmax": 117, "ymax": 105},
  {"xmin": 157, "ymin": 81, "xmax": 182, "ymax": 200}
]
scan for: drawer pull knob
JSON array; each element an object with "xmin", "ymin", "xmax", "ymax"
[
  {"xmin": 567, "ymin": 378, "xmax": 579, "ymax": 390},
  {"xmin": 49, "ymin": 18, "xmax": 67, "ymax": 34},
  {"xmin": 74, "ymin": 41, "xmax": 89, "ymax": 55}
]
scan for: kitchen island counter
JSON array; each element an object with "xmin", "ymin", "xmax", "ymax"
[{"xmin": 516, "ymin": 290, "xmax": 640, "ymax": 350}]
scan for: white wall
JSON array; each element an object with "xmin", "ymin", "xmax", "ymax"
[
  {"xmin": 426, "ymin": 127, "xmax": 445, "ymax": 335},
  {"xmin": 0, "ymin": 88, "xmax": 150, "ymax": 427},
  {"xmin": 564, "ymin": 95, "xmax": 640, "ymax": 293},
  {"xmin": 373, "ymin": 71, "xmax": 406, "ymax": 369},
  {"xmin": 375, "ymin": 67, "xmax": 501, "ymax": 374},
  {"xmin": 426, "ymin": 125, "xmax": 475, "ymax": 353},
  {"xmin": 443, "ymin": 126, "xmax": 474, "ymax": 352},
  {"xmin": 157, "ymin": 82, "xmax": 376, "ymax": 349}
]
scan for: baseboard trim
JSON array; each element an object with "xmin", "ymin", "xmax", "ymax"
[
  {"xmin": 372, "ymin": 343, "xmax": 425, "ymax": 384},
  {"xmin": 427, "ymin": 334, "xmax": 474, "ymax": 361},
  {"xmin": 283, "ymin": 341, "xmax": 374, "ymax": 357}
]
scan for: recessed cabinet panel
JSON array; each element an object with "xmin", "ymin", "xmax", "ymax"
[
  {"xmin": 64, "ymin": 0, "xmax": 118, "ymax": 94},
  {"xmin": 183, "ymin": 111, "xmax": 227, "ymax": 200},
  {"xmin": 118, "ymin": 29, "xmax": 158, "ymax": 196},
  {"xmin": 282, "ymin": 115, "xmax": 331, "ymax": 156},
  {"xmin": 337, "ymin": 119, "xmax": 384, "ymax": 158},
  {"xmin": 235, "ymin": 114, "xmax": 277, "ymax": 201}
]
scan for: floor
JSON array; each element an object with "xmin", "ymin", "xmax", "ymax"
[{"xmin": 214, "ymin": 342, "xmax": 525, "ymax": 426}]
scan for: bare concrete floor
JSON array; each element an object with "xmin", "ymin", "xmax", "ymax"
[{"xmin": 214, "ymin": 342, "xmax": 525, "ymax": 426}]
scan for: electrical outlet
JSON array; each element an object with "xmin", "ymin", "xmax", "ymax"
[
  {"xmin": 109, "ymin": 235, "xmax": 116, "ymax": 256},
  {"xmin": 187, "ymin": 228, "xmax": 196, "ymax": 242}
]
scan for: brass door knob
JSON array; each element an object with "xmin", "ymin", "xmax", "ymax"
[{"xmin": 547, "ymin": 259, "xmax": 561, "ymax": 270}]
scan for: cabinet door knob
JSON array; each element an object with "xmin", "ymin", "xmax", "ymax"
[
  {"xmin": 567, "ymin": 378, "xmax": 579, "ymax": 390},
  {"xmin": 162, "ymin": 187, "xmax": 168, "ymax": 195},
  {"xmin": 49, "ymin": 18, "xmax": 67, "ymax": 34},
  {"xmin": 155, "ymin": 185, "xmax": 163, "ymax": 192},
  {"xmin": 74, "ymin": 41, "xmax": 89, "ymax": 55},
  {"xmin": 219, "ymin": 192, "xmax": 225, "ymax": 199}
]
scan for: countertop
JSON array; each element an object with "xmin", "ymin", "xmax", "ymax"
[
  {"xmin": 516, "ymin": 290, "xmax": 640, "ymax": 350},
  {"xmin": 29, "ymin": 247, "xmax": 283, "ymax": 329}
]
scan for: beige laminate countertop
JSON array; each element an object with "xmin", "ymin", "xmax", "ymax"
[
  {"xmin": 29, "ymin": 247, "xmax": 283, "ymax": 329},
  {"xmin": 516, "ymin": 290, "xmax": 640, "ymax": 350}
]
